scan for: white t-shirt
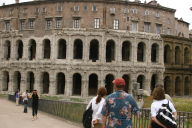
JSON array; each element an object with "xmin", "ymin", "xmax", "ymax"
[
  {"xmin": 151, "ymin": 99, "xmax": 176, "ymax": 117},
  {"xmin": 86, "ymin": 96, "xmax": 105, "ymax": 122}
]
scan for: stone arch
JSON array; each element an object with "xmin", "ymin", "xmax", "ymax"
[
  {"xmin": 151, "ymin": 43, "xmax": 159, "ymax": 63},
  {"xmin": 175, "ymin": 46, "xmax": 181, "ymax": 64},
  {"xmin": 184, "ymin": 76, "xmax": 190, "ymax": 96},
  {"xmin": 4, "ymin": 40, "xmax": 11, "ymax": 60},
  {"xmin": 89, "ymin": 39, "xmax": 99, "ymax": 62},
  {"xmin": 41, "ymin": 72, "xmax": 49, "ymax": 94},
  {"xmin": 122, "ymin": 74, "xmax": 130, "ymax": 93},
  {"xmin": 43, "ymin": 39, "xmax": 51, "ymax": 59},
  {"xmin": 106, "ymin": 40, "xmax": 115, "ymax": 62},
  {"xmin": 14, "ymin": 71, "xmax": 21, "ymax": 92},
  {"xmin": 73, "ymin": 39, "xmax": 83, "ymax": 59},
  {"xmin": 164, "ymin": 45, "xmax": 171, "ymax": 64},
  {"xmin": 137, "ymin": 75, "xmax": 145, "ymax": 89},
  {"xmin": 164, "ymin": 76, "xmax": 171, "ymax": 95},
  {"xmin": 175, "ymin": 76, "xmax": 181, "ymax": 96},
  {"xmin": 72, "ymin": 73, "xmax": 82, "ymax": 95},
  {"xmin": 105, "ymin": 74, "xmax": 114, "ymax": 95},
  {"xmin": 28, "ymin": 39, "xmax": 36, "ymax": 60},
  {"xmin": 27, "ymin": 72, "xmax": 34, "ymax": 92},
  {"xmin": 88, "ymin": 73, "xmax": 98, "ymax": 96},
  {"xmin": 56, "ymin": 72, "xmax": 65, "ymax": 94},
  {"xmin": 137, "ymin": 42, "xmax": 145, "ymax": 62},
  {"xmin": 184, "ymin": 47, "xmax": 190, "ymax": 64},
  {"xmin": 151, "ymin": 74, "xmax": 158, "ymax": 92},
  {"xmin": 57, "ymin": 39, "xmax": 66, "ymax": 59},
  {"xmin": 2, "ymin": 71, "xmax": 9, "ymax": 91},
  {"xmin": 16, "ymin": 40, "xmax": 23, "ymax": 60},
  {"xmin": 122, "ymin": 41, "xmax": 131, "ymax": 61}
]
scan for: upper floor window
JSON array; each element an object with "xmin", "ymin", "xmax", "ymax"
[
  {"xmin": 74, "ymin": 6, "xmax": 79, "ymax": 12},
  {"xmin": 156, "ymin": 24, "xmax": 162, "ymax": 34},
  {"xmin": 92, "ymin": 5, "xmax": 97, "ymax": 12},
  {"xmin": 144, "ymin": 22, "xmax": 151, "ymax": 33},
  {"xmin": 110, "ymin": 8, "xmax": 116, "ymax": 15},
  {"xmin": 144, "ymin": 10, "xmax": 150, "ymax": 15},
  {"xmin": 20, "ymin": 20, "xmax": 25, "ymax": 31},
  {"xmin": 42, "ymin": 7, "xmax": 47, "ymax": 14},
  {"xmin": 56, "ymin": 18, "xmax": 62, "ymax": 29},
  {"xmin": 113, "ymin": 19, "xmax": 119, "ymax": 30},
  {"xmin": 123, "ymin": 8, "xmax": 129, "ymax": 14},
  {"xmin": 29, "ymin": 19, "xmax": 35, "ymax": 29},
  {"xmin": 131, "ymin": 21, "xmax": 138, "ymax": 32},
  {"xmin": 46, "ymin": 19, "xmax": 52, "ymax": 30},
  {"xmin": 84, "ymin": 5, "xmax": 88, "ymax": 11},
  {"xmin": 132, "ymin": 8, "xmax": 137, "ymax": 14},
  {"xmin": 5, "ymin": 21, "xmax": 10, "ymax": 31},
  {"xmin": 9, "ymin": 9, "xmax": 13, "ymax": 16},
  {"xmin": 56, "ymin": 4, "xmax": 63, "ymax": 12},
  {"xmin": 35, "ymin": 8, "xmax": 40, "ymax": 14},
  {"xmin": 94, "ymin": 18, "xmax": 100, "ymax": 29},
  {"xmin": 73, "ymin": 19, "xmax": 80, "ymax": 28},
  {"xmin": 155, "ymin": 12, "xmax": 160, "ymax": 18}
]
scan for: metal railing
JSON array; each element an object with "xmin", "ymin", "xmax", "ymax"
[{"xmin": 8, "ymin": 95, "xmax": 192, "ymax": 128}]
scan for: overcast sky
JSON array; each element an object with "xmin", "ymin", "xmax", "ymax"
[{"xmin": 0, "ymin": 0, "xmax": 192, "ymax": 29}]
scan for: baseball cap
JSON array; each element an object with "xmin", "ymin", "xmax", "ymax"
[{"xmin": 112, "ymin": 78, "xmax": 126, "ymax": 86}]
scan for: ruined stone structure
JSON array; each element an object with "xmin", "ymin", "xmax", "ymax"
[{"xmin": 0, "ymin": 0, "xmax": 191, "ymax": 97}]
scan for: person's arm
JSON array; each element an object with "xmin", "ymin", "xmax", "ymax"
[
  {"xmin": 151, "ymin": 117, "xmax": 167, "ymax": 128},
  {"xmin": 102, "ymin": 115, "xmax": 107, "ymax": 128},
  {"xmin": 128, "ymin": 95, "xmax": 140, "ymax": 116}
]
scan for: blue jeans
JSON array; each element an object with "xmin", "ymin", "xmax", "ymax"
[{"xmin": 23, "ymin": 100, "xmax": 28, "ymax": 113}]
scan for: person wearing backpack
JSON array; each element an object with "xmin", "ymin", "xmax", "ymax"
[
  {"xmin": 85, "ymin": 87, "xmax": 107, "ymax": 128},
  {"xmin": 150, "ymin": 86, "xmax": 177, "ymax": 128}
]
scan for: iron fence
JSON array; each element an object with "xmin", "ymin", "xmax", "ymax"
[{"xmin": 8, "ymin": 95, "xmax": 192, "ymax": 128}]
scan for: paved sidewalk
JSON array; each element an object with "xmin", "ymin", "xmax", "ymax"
[{"xmin": 0, "ymin": 98, "xmax": 81, "ymax": 128}]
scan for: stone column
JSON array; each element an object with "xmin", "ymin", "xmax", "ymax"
[
  {"xmin": 132, "ymin": 38, "xmax": 137, "ymax": 63},
  {"xmin": 146, "ymin": 40, "xmax": 150, "ymax": 64},
  {"xmin": 22, "ymin": 39, "xmax": 28, "ymax": 60},
  {"xmin": 0, "ymin": 71, "xmax": 3, "ymax": 91},
  {"xmin": 101, "ymin": 36, "xmax": 106, "ymax": 63},
  {"xmin": 11, "ymin": 42, "xmax": 16, "ymax": 60},
  {"xmin": 8, "ymin": 71, "xmax": 15, "ymax": 93},
  {"xmin": 159, "ymin": 41, "xmax": 164, "ymax": 64},
  {"xmin": 20, "ymin": 72, "xmax": 27, "ymax": 93},
  {"xmin": 51, "ymin": 37, "xmax": 56, "ymax": 61},
  {"xmin": 81, "ymin": 73, "xmax": 88, "ymax": 98},
  {"xmin": 68, "ymin": 36, "xmax": 73, "ymax": 61},
  {"xmin": 84, "ymin": 38, "xmax": 89, "ymax": 62},
  {"xmin": 34, "ymin": 72, "xmax": 43, "ymax": 94},
  {"xmin": 117, "ymin": 38, "xmax": 121, "ymax": 62},
  {"xmin": 130, "ymin": 73, "xmax": 137, "ymax": 94},
  {"xmin": 157, "ymin": 72, "xmax": 164, "ymax": 85},
  {"xmin": 36, "ymin": 39, "xmax": 43, "ymax": 60},
  {"xmin": 49, "ymin": 71, "xmax": 56, "ymax": 95},
  {"xmin": 144, "ymin": 72, "xmax": 151, "ymax": 93},
  {"xmin": 65, "ymin": 72, "xmax": 72, "ymax": 97}
]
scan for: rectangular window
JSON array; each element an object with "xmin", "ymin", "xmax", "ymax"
[
  {"xmin": 94, "ymin": 18, "xmax": 100, "ymax": 29},
  {"xmin": 56, "ymin": 4, "xmax": 63, "ymax": 12},
  {"xmin": 46, "ymin": 19, "xmax": 52, "ymax": 30},
  {"xmin": 156, "ymin": 24, "xmax": 162, "ymax": 34},
  {"xmin": 92, "ymin": 5, "xmax": 97, "ymax": 12},
  {"xmin": 144, "ymin": 22, "xmax": 150, "ymax": 33},
  {"xmin": 56, "ymin": 18, "xmax": 62, "ymax": 28},
  {"xmin": 74, "ymin": 6, "xmax": 79, "ymax": 12},
  {"xmin": 20, "ymin": 20, "xmax": 25, "ymax": 30},
  {"xmin": 113, "ymin": 19, "xmax": 119, "ymax": 30},
  {"xmin": 29, "ymin": 19, "xmax": 34, "ymax": 29},
  {"xmin": 84, "ymin": 5, "xmax": 88, "ymax": 11},
  {"xmin": 131, "ymin": 21, "xmax": 138, "ymax": 32},
  {"xmin": 5, "ymin": 21, "xmax": 10, "ymax": 31},
  {"xmin": 42, "ymin": 8, "xmax": 47, "ymax": 14},
  {"xmin": 35, "ymin": 8, "xmax": 40, "ymax": 14},
  {"xmin": 73, "ymin": 19, "xmax": 80, "ymax": 28},
  {"xmin": 110, "ymin": 8, "xmax": 116, "ymax": 15}
]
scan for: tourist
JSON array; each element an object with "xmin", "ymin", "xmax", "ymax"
[
  {"xmin": 15, "ymin": 90, "xmax": 20, "ymax": 106},
  {"xmin": 86, "ymin": 87, "xmax": 107, "ymax": 128},
  {"xmin": 22, "ymin": 90, "xmax": 29, "ymax": 113},
  {"xmin": 31, "ymin": 90, "xmax": 39, "ymax": 120},
  {"xmin": 150, "ymin": 86, "xmax": 177, "ymax": 128},
  {"xmin": 102, "ymin": 78, "xmax": 140, "ymax": 128}
]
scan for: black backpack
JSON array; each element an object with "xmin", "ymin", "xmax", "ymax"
[
  {"xmin": 156, "ymin": 101, "xmax": 177, "ymax": 128},
  {"xmin": 82, "ymin": 103, "xmax": 93, "ymax": 128}
]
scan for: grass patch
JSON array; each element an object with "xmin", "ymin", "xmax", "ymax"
[
  {"xmin": 40, "ymin": 95, "xmax": 63, "ymax": 101},
  {"xmin": 0, "ymin": 94, "xmax": 8, "ymax": 98},
  {"xmin": 70, "ymin": 98, "xmax": 85, "ymax": 102}
]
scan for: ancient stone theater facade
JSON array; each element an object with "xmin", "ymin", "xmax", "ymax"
[{"xmin": 0, "ymin": 0, "xmax": 191, "ymax": 97}]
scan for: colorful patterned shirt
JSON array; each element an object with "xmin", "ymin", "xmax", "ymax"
[{"xmin": 101, "ymin": 90, "xmax": 140, "ymax": 128}]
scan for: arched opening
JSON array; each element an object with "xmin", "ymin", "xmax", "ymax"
[
  {"xmin": 2, "ymin": 71, "xmax": 9, "ymax": 91},
  {"xmin": 89, "ymin": 39, "xmax": 99, "ymax": 62},
  {"xmin": 14, "ymin": 71, "xmax": 21, "ymax": 92},
  {"xmin": 58, "ymin": 39, "xmax": 66, "ymax": 59},
  {"xmin": 137, "ymin": 75, "xmax": 145, "ymax": 89},
  {"xmin": 106, "ymin": 40, "xmax": 115, "ymax": 62},
  {"xmin": 151, "ymin": 74, "xmax": 158, "ymax": 92},
  {"xmin": 42, "ymin": 72, "xmax": 49, "ymax": 94},
  {"xmin": 122, "ymin": 41, "xmax": 131, "ymax": 61},
  {"xmin": 73, "ymin": 39, "xmax": 83, "ymax": 59},
  {"xmin": 164, "ymin": 76, "xmax": 171, "ymax": 95},
  {"xmin": 137, "ymin": 42, "xmax": 145, "ymax": 62},
  {"xmin": 43, "ymin": 39, "xmax": 51, "ymax": 59},
  {"xmin": 105, "ymin": 74, "xmax": 114, "ymax": 95},
  {"xmin": 88, "ymin": 74, "xmax": 98, "ymax": 96},
  {"xmin": 57, "ymin": 72, "xmax": 65, "ymax": 94},
  {"xmin": 175, "ymin": 76, "xmax": 181, "ymax": 96},
  {"xmin": 4, "ymin": 40, "xmax": 11, "ymax": 60},
  {"xmin": 73, "ymin": 73, "xmax": 82, "ymax": 95},
  {"xmin": 184, "ymin": 77, "xmax": 190, "ymax": 96},
  {"xmin": 29, "ymin": 39, "xmax": 36, "ymax": 60},
  {"xmin": 151, "ymin": 43, "xmax": 159, "ymax": 63},
  {"xmin": 175, "ymin": 46, "xmax": 181, "ymax": 64},
  {"xmin": 27, "ymin": 72, "xmax": 34, "ymax": 92},
  {"xmin": 122, "ymin": 74, "xmax": 130, "ymax": 93},
  {"xmin": 164, "ymin": 45, "xmax": 171, "ymax": 64},
  {"xmin": 16, "ymin": 40, "xmax": 23, "ymax": 60},
  {"xmin": 184, "ymin": 48, "xmax": 190, "ymax": 64}
]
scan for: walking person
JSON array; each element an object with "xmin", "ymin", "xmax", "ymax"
[
  {"xmin": 101, "ymin": 78, "xmax": 140, "ymax": 128},
  {"xmin": 150, "ymin": 86, "xmax": 177, "ymax": 128},
  {"xmin": 22, "ymin": 90, "xmax": 29, "ymax": 113},
  {"xmin": 86, "ymin": 87, "xmax": 107, "ymax": 128},
  {"xmin": 15, "ymin": 90, "xmax": 20, "ymax": 106},
  {"xmin": 31, "ymin": 90, "xmax": 39, "ymax": 120}
]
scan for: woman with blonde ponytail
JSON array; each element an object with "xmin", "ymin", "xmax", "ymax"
[{"xmin": 86, "ymin": 87, "xmax": 107, "ymax": 128}]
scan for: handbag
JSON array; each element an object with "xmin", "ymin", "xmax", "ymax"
[
  {"xmin": 156, "ymin": 101, "xmax": 177, "ymax": 128},
  {"xmin": 82, "ymin": 103, "xmax": 93, "ymax": 128}
]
